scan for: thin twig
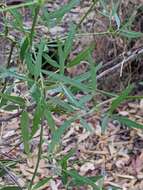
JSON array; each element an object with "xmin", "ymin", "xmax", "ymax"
[
  {"xmin": 97, "ymin": 46, "xmax": 143, "ymax": 80},
  {"xmin": 28, "ymin": 124, "xmax": 43, "ymax": 190},
  {"xmin": 77, "ymin": 0, "xmax": 99, "ymax": 28}
]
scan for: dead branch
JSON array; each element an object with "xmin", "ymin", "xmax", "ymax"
[{"xmin": 97, "ymin": 45, "xmax": 143, "ymax": 80}]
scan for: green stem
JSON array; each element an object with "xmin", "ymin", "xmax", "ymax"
[
  {"xmin": 77, "ymin": 0, "xmax": 99, "ymax": 28},
  {"xmin": 28, "ymin": 124, "xmax": 43, "ymax": 190},
  {"xmin": 29, "ymin": 5, "xmax": 40, "ymax": 46}
]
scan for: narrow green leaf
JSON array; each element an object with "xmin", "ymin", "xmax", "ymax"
[
  {"xmin": 0, "ymin": 187, "xmax": 20, "ymax": 190},
  {"xmin": 42, "ymin": 0, "xmax": 80, "ymax": 26},
  {"xmin": 44, "ymin": 106, "xmax": 56, "ymax": 134},
  {"xmin": 31, "ymin": 101, "xmax": 43, "ymax": 137},
  {"xmin": 80, "ymin": 118, "xmax": 93, "ymax": 132},
  {"xmin": 114, "ymin": 13, "xmax": 120, "ymax": 29},
  {"xmin": 0, "ymin": 93, "xmax": 25, "ymax": 107},
  {"xmin": 69, "ymin": 175, "xmax": 102, "ymax": 188},
  {"xmin": 43, "ymin": 53, "xmax": 59, "ymax": 68},
  {"xmin": 62, "ymin": 85, "xmax": 82, "ymax": 108},
  {"xmin": 49, "ymin": 96, "xmax": 75, "ymax": 113},
  {"xmin": 58, "ymin": 40, "xmax": 65, "ymax": 74},
  {"xmin": 101, "ymin": 114, "xmax": 109, "ymax": 133},
  {"xmin": 32, "ymin": 177, "xmax": 51, "ymax": 190},
  {"xmin": 42, "ymin": 71, "xmax": 91, "ymax": 93},
  {"xmin": 66, "ymin": 169, "xmax": 100, "ymax": 189},
  {"xmin": 48, "ymin": 117, "xmax": 77, "ymax": 153},
  {"xmin": 9, "ymin": 8, "xmax": 24, "ymax": 32},
  {"xmin": 0, "ymin": 168, "xmax": 6, "ymax": 177},
  {"xmin": 20, "ymin": 111, "xmax": 30, "ymax": 154},
  {"xmin": 25, "ymin": 52, "xmax": 35, "ymax": 75},
  {"xmin": 34, "ymin": 39, "xmax": 45, "ymax": 78},
  {"xmin": 88, "ymin": 52, "xmax": 101, "ymax": 92},
  {"xmin": 64, "ymin": 24, "xmax": 76, "ymax": 60},
  {"xmin": 109, "ymin": 85, "xmax": 134, "ymax": 114},
  {"xmin": 112, "ymin": 115, "xmax": 143, "ymax": 129},
  {"xmin": 119, "ymin": 29, "xmax": 143, "ymax": 38},
  {"xmin": 67, "ymin": 48, "xmax": 90, "ymax": 68},
  {"xmin": 111, "ymin": 1, "xmax": 120, "ymax": 29},
  {"xmin": 30, "ymin": 83, "xmax": 41, "ymax": 103},
  {"xmin": 60, "ymin": 149, "xmax": 75, "ymax": 185},
  {"xmin": 48, "ymin": 0, "xmax": 79, "ymax": 19},
  {"xmin": 78, "ymin": 94, "xmax": 93, "ymax": 106},
  {"xmin": 20, "ymin": 37, "xmax": 29, "ymax": 61},
  {"xmin": 74, "ymin": 71, "xmax": 91, "ymax": 82}
]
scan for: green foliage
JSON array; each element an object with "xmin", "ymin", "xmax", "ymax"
[
  {"xmin": 66, "ymin": 169, "xmax": 102, "ymax": 189},
  {"xmin": 0, "ymin": 187, "xmax": 20, "ymax": 190},
  {"xmin": 42, "ymin": 0, "xmax": 80, "ymax": 26},
  {"xmin": 48, "ymin": 117, "xmax": 77, "ymax": 153},
  {"xmin": 112, "ymin": 115, "xmax": 143, "ymax": 129},
  {"xmin": 0, "ymin": 0, "xmax": 143, "ymax": 189},
  {"xmin": 31, "ymin": 177, "xmax": 52, "ymax": 190},
  {"xmin": 109, "ymin": 85, "xmax": 134, "ymax": 115},
  {"xmin": 20, "ymin": 111, "xmax": 30, "ymax": 154}
]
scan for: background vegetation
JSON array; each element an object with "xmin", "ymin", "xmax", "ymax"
[{"xmin": 0, "ymin": 0, "xmax": 143, "ymax": 189}]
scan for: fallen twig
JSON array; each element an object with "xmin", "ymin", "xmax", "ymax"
[{"xmin": 97, "ymin": 45, "xmax": 143, "ymax": 80}]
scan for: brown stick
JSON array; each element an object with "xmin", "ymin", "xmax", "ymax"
[{"xmin": 97, "ymin": 46, "xmax": 143, "ymax": 80}]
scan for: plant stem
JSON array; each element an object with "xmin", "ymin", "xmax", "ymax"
[
  {"xmin": 77, "ymin": 0, "xmax": 99, "ymax": 28},
  {"xmin": 28, "ymin": 124, "xmax": 43, "ymax": 190},
  {"xmin": 29, "ymin": 4, "xmax": 40, "ymax": 46}
]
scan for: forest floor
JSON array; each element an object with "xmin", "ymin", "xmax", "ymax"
[{"xmin": 0, "ymin": 0, "xmax": 143, "ymax": 190}]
